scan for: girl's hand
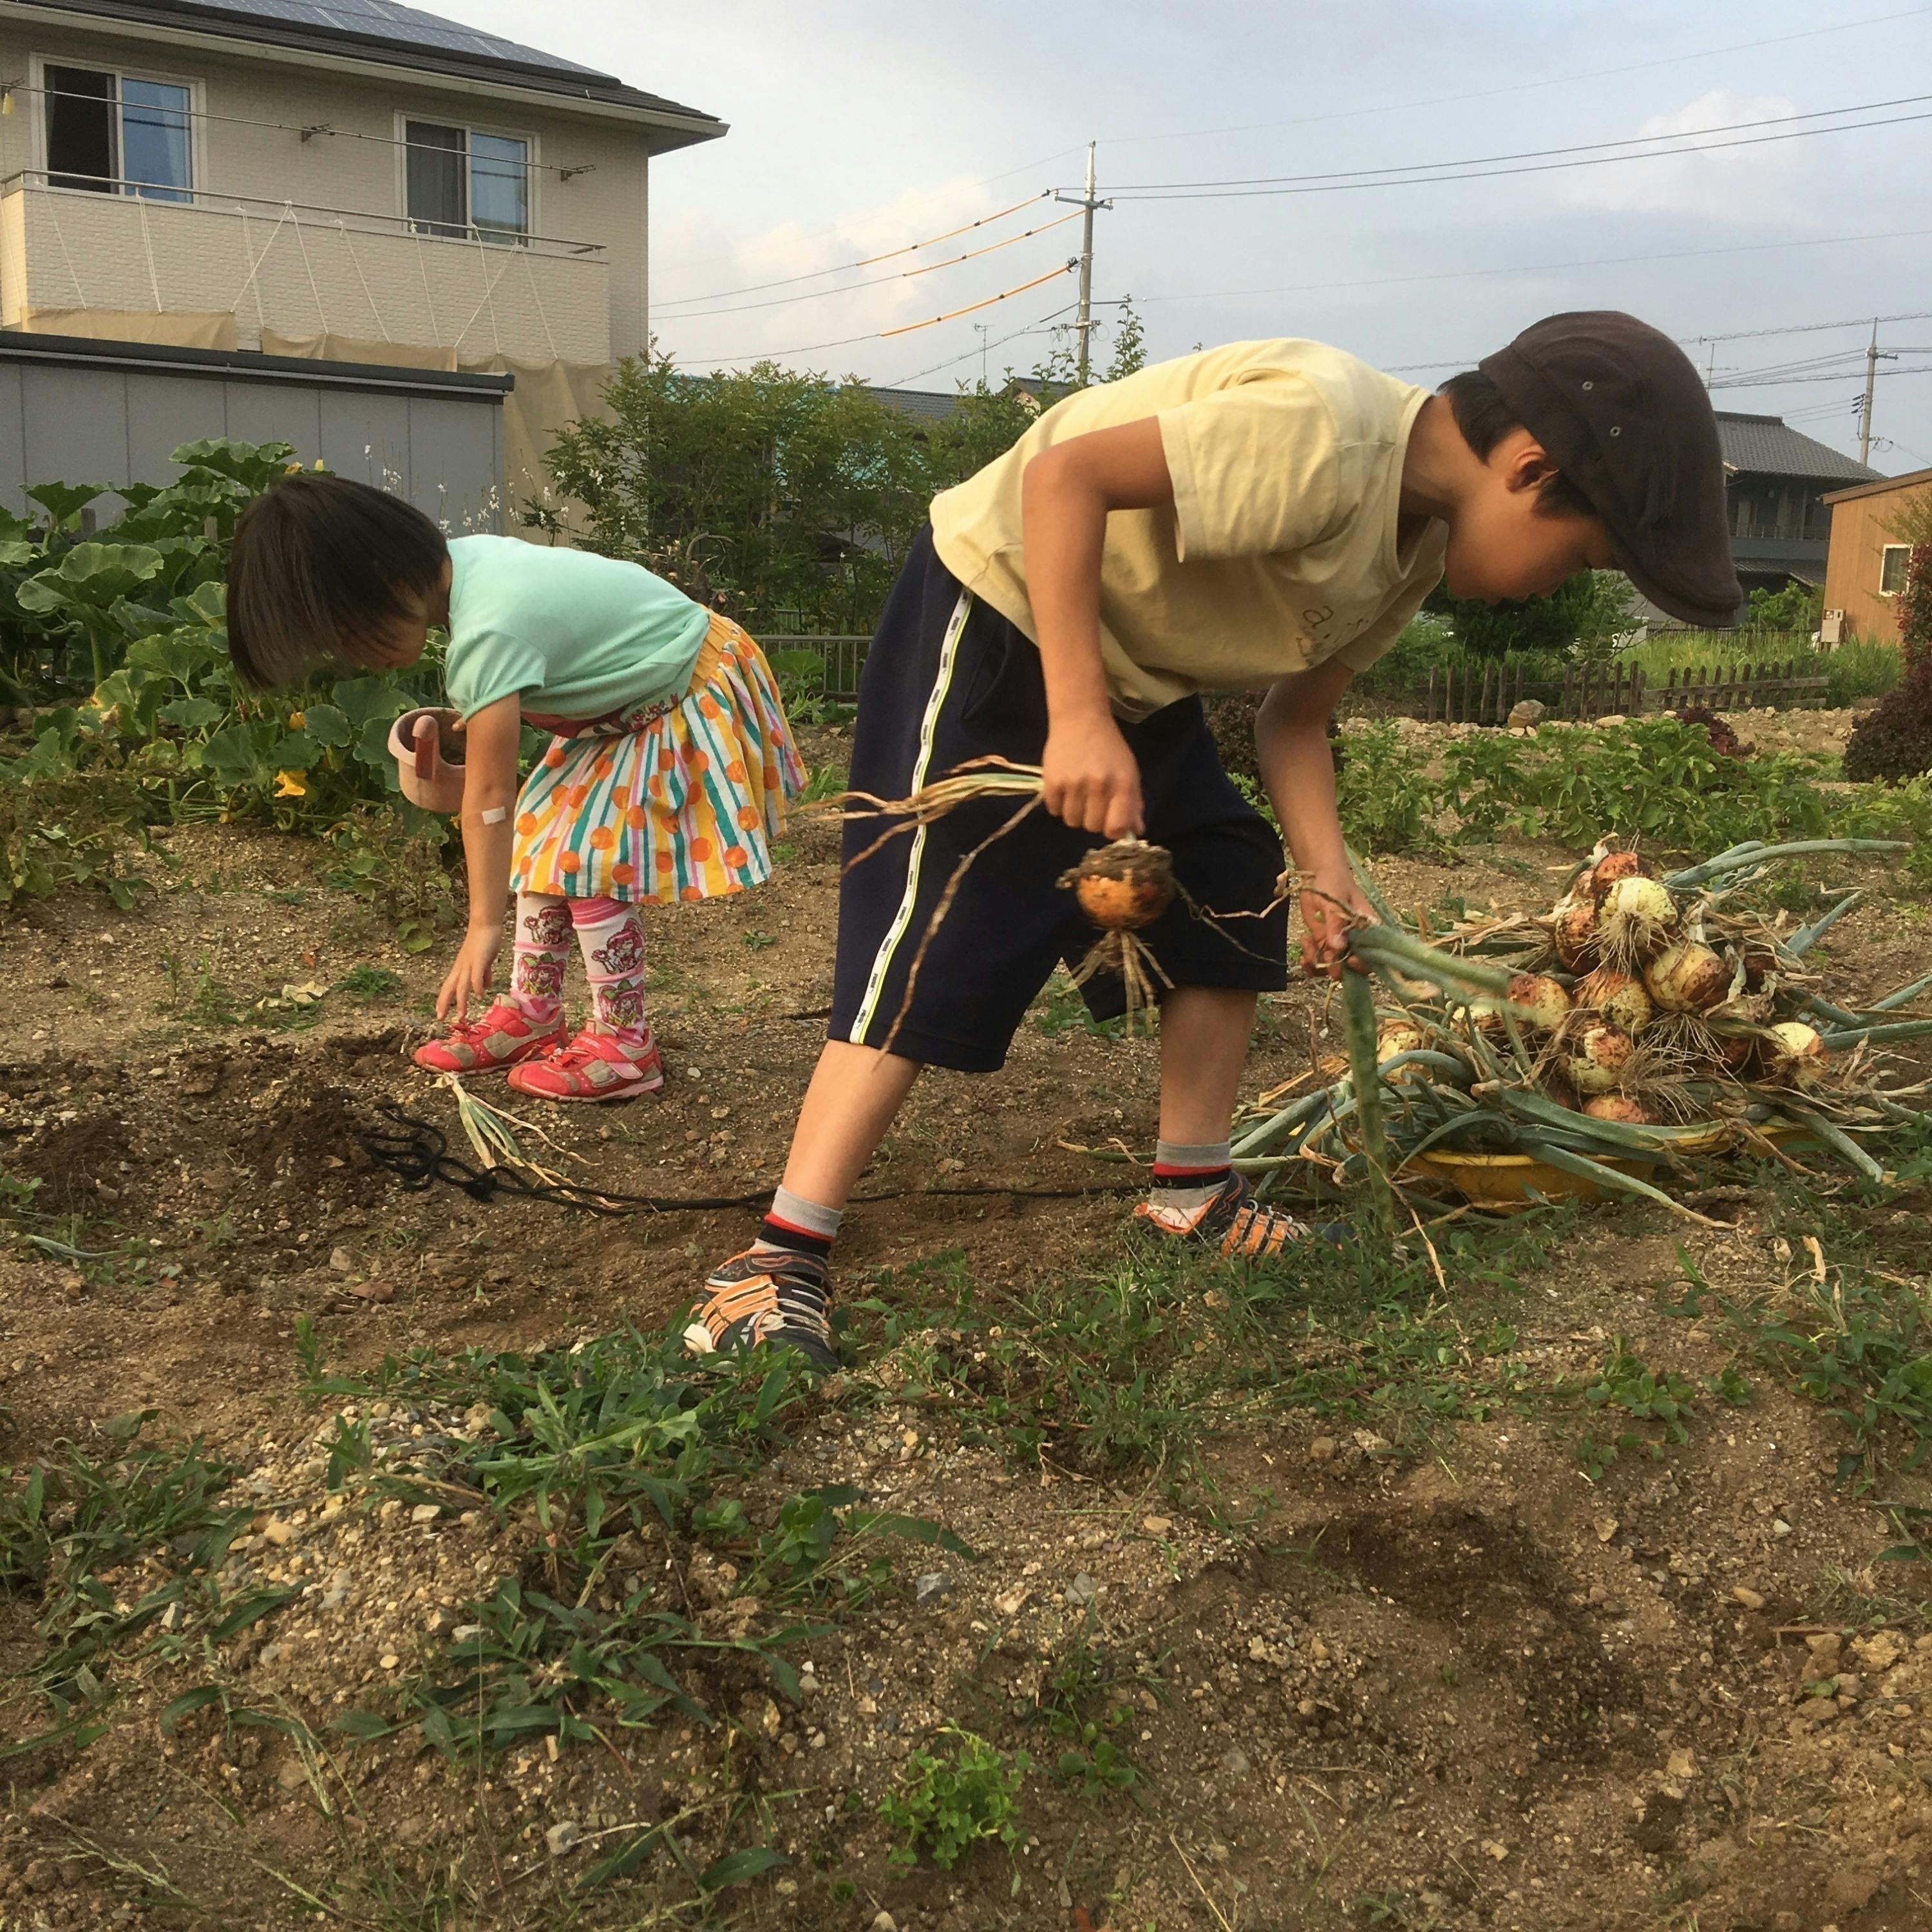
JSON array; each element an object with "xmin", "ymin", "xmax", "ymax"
[
  {"xmin": 1294, "ymin": 867, "xmax": 1373, "ymax": 979},
  {"xmin": 437, "ymin": 926, "xmax": 502, "ymax": 1022}
]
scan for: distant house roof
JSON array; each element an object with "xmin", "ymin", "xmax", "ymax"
[
  {"xmin": 1715, "ymin": 412, "xmax": 1880, "ymax": 486},
  {"xmin": 21, "ymin": 0, "xmax": 725, "ymax": 137},
  {"xmin": 862, "ymin": 384, "xmax": 965, "ymax": 426},
  {"xmin": 1821, "ymin": 464, "xmax": 1932, "ymax": 506}
]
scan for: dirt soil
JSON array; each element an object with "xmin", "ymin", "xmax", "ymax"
[{"xmin": 3, "ymin": 726, "xmax": 1932, "ymax": 1932}]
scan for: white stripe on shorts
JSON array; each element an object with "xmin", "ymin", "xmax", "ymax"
[{"xmin": 847, "ymin": 587, "xmax": 974, "ymax": 1045}]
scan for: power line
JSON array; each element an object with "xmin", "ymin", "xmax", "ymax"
[
  {"xmin": 1132, "ymin": 231, "xmax": 1932, "ymax": 311},
  {"xmin": 883, "ymin": 303, "xmax": 1077, "ymax": 386},
  {"xmin": 1088, "ymin": 4, "xmax": 1932, "ymax": 151},
  {"xmin": 658, "ymin": 209, "xmax": 1081, "ymax": 321},
  {"xmin": 1104, "ymin": 91, "xmax": 1931, "ymax": 194},
  {"xmin": 1101, "ymin": 103, "xmax": 1932, "ymax": 202},
  {"xmin": 652, "ymin": 193, "xmax": 1050, "ymax": 308},
  {"xmin": 666, "ymin": 261, "xmax": 1077, "ymax": 368}
]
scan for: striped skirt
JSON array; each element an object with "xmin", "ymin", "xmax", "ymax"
[{"xmin": 511, "ymin": 611, "xmax": 805, "ymax": 904}]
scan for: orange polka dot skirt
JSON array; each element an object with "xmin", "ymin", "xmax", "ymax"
[{"xmin": 512, "ymin": 612, "xmax": 804, "ymax": 905}]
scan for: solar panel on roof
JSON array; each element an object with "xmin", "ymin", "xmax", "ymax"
[{"xmin": 177, "ymin": 0, "xmax": 616, "ymax": 80}]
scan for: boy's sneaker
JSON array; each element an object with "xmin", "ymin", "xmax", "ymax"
[
  {"xmin": 684, "ymin": 1247, "xmax": 837, "ymax": 1373},
  {"xmin": 413, "ymin": 1001, "xmax": 564, "ymax": 1075},
  {"xmin": 1134, "ymin": 1173, "xmax": 1338, "ymax": 1259},
  {"xmin": 507, "ymin": 1029, "xmax": 665, "ymax": 1102}
]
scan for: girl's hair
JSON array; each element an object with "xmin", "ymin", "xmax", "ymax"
[
  {"xmin": 226, "ymin": 474, "xmax": 450, "ymax": 688},
  {"xmin": 1438, "ymin": 370, "xmax": 1598, "ymax": 522}
]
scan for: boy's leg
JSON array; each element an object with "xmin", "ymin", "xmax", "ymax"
[{"xmin": 780, "ymin": 1040, "xmax": 923, "ymax": 1210}]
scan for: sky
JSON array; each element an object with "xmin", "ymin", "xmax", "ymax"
[{"xmin": 446, "ymin": 0, "xmax": 1932, "ymax": 473}]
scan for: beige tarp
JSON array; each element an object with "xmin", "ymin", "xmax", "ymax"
[
  {"xmin": 260, "ymin": 328, "xmax": 611, "ymax": 540},
  {"xmin": 22, "ymin": 307, "xmax": 238, "ymax": 350}
]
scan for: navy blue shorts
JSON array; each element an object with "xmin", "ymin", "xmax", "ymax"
[{"xmin": 828, "ymin": 527, "xmax": 1289, "ymax": 1073}]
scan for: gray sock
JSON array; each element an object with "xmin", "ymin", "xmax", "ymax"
[
  {"xmin": 1148, "ymin": 1139, "xmax": 1234, "ymax": 1213},
  {"xmin": 756, "ymin": 1185, "xmax": 844, "ymax": 1250}
]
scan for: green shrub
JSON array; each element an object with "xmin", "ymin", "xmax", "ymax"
[
  {"xmin": 880, "ymin": 1728, "xmax": 1029, "ymax": 1870},
  {"xmin": 1336, "ymin": 722, "xmax": 1443, "ymax": 855}
]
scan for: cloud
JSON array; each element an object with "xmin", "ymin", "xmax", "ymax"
[{"xmin": 1557, "ymin": 90, "xmax": 1803, "ymax": 219}]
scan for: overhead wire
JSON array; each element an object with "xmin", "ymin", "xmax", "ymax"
[
  {"xmin": 1086, "ymin": 4, "xmax": 1932, "ymax": 150},
  {"xmin": 1101, "ymin": 98, "xmax": 1932, "ymax": 201},
  {"xmin": 659, "ymin": 209, "xmax": 1082, "ymax": 321},
  {"xmin": 665, "ymin": 260, "xmax": 1077, "ymax": 368},
  {"xmin": 651, "ymin": 192, "xmax": 1052, "ymax": 307}
]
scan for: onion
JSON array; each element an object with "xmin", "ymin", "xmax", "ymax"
[
  {"xmin": 1564, "ymin": 1021, "xmax": 1634, "ymax": 1095},
  {"xmin": 1765, "ymin": 1020, "xmax": 1830, "ymax": 1089},
  {"xmin": 1376, "ymin": 1021, "xmax": 1428, "ymax": 1083},
  {"xmin": 1643, "ymin": 940, "xmax": 1731, "ymax": 1014},
  {"xmin": 1551, "ymin": 897, "xmax": 1599, "ymax": 970},
  {"xmin": 1573, "ymin": 966, "xmax": 1654, "ymax": 1037},
  {"xmin": 1584, "ymin": 1094, "xmax": 1655, "ymax": 1125},
  {"xmin": 1589, "ymin": 849, "xmax": 1652, "ymax": 900},
  {"xmin": 1571, "ymin": 864, "xmax": 1598, "ymax": 904},
  {"xmin": 1069, "ymin": 838, "xmax": 1175, "ymax": 931},
  {"xmin": 1595, "ymin": 875, "xmax": 1679, "ymax": 968},
  {"xmin": 1713, "ymin": 1031, "xmax": 1756, "ymax": 1076},
  {"xmin": 1506, "ymin": 972, "xmax": 1571, "ymax": 1034}
]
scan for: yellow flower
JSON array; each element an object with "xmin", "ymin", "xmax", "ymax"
[
  {"xmin": 274, "ymin": 770, "xmax": 307, "ymax": 798},
  {"xmin": 288, "ymin": 710, "xmax": 305, "ymax": 728}
]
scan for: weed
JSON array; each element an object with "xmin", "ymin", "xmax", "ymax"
[
  {"xmin": 741, "ymin": 928, "xmax": 777, "ymax": 952},
  {"xmin": 1570, "ymin": 1337, "xmax": 1703, "ymax": 1479},
  {"xmin": 1031, "ymin": 970, "xmax": 1131, "ymax": 1040},
  {"xmin": 880, "ymin": 1727, "xmax": 1029, "ymax": 1871},
  {"xmin": 1024, "ymin": 1607, "xmax": 1157, "ymax": 1799},
  {"xmin": 798, "ymin": 759, "xmax": 848, "ymax": 806},
  {"xmin": 322, "ymin": 806, "xmax": 458, "ymax": 953},
  {"xmin": 336, "ymin": 963, "xmax": 403, "ymax": 1000}
]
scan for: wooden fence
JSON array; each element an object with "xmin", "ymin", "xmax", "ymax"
[{"xmin": 1421, "ymin": 656, "xmax": 1828, "ymax": 724}]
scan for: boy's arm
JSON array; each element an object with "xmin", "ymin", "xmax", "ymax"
[
  {"xmin": 1255, "ymin": 660, "xmax": 1370, "ymax": 976},
  {"xmin": 437, "ymin": 693, "xmax": 524, "ymax": 1022},
  {"xmin": 1019, "ymin": 417, "xmax": 1174, "ymax": 838}
]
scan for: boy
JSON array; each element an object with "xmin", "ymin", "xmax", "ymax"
[{"xmin": 685, "ymin": 310, "xmax": 1741, "ymax": 1368}]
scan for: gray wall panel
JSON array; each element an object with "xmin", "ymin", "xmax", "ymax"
[
  {"xmin": 22, "ymin": 365, "xmax": 129, "ymax": 501},
  {"xmin": 316, "ymin": 390, "xmax": 412, "ymax": 493},
  {"xmin": 222, "ymin": 382, "xmax": 323, "ymax": 461},
  {"xmin": 406, "ymin": 395, "xmax": 502, "ymax": 535},
  {"xmin": 0, "ymin": 355, "xmax": 502, "ymax": 522},
  {"xmin": 0, "ymin": 365, "xmax": 26, "ymax": 516},
  {"xmin": 126, "ymin": 374, "xmax": 228, "ymax": 486}
]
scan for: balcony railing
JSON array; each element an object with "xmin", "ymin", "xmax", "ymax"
[
  {"xmin": 0, "ymin": 170, "xmax": 612, "ymax": 364},
  {"xmin": 0, "ymin": 170, "xmax": 607, "ymax": 259}
]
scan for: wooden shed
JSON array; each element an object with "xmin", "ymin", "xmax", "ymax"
[{"xmin": 1821, "ymin": 467, "xmax": 1932, "ymax": 645}]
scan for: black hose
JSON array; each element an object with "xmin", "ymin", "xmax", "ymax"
[{"xmin": 355, "ymin": 1104, "xmax": 1142, "ymax": 1218}]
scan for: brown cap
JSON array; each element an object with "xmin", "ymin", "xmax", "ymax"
[{"xmin": 1479, "ymin": 311, "xmax": 1741, "ymax": 629}]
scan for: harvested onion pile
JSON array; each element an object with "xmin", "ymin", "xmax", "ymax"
[{"xmin": 1234, "ymin": 835, "xmax": 1931, "ymax": 1214}]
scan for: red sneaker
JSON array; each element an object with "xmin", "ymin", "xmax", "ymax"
[
  {"xmin": 412, "ymin": 1001, "xmax": 565, "ymax": 1075},
  {"xmin": 507, "ymin": 1029, "xmax": 665, "ymax": 1102}
]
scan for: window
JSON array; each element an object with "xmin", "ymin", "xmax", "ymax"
[
  {"xmin": 1880, "ymin": 545, "xmax": 1910, "ymax": 596},
  {"xmin": 45, "ymin": 63, "xmax": 192, "ymax": 200},
  {"xmin": 405, "ymin": 121, "xmax": 528, "ymax": 242}
]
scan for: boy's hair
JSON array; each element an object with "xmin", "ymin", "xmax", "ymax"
[
  {"xmin": 226, "ymin": 473, "xmax": 450, "ymax": 688},
  {"xmin": 1439, "ymin": 370, "xmax": 1598, "ymax": 521}
]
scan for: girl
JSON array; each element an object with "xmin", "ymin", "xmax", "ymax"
[{"xmin": 226, "ymin": 475, "xmax": 802, "ymax": 1100}]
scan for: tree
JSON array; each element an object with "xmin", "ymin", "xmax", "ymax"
[
  {"xmin": 528, "ymin": 353, "xmax": 929, "ymax": 632},
  {"xmin": 1423, "ymin": 568, "xmax": 1634, "ymax": 660}
]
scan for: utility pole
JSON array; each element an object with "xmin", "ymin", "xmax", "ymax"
[
  {"xmin": 1054, "ymin": 142, "xmax": 1111, "ymax": 386},
  {"xmin": 1860, "ymin": 319, "xmax": 1881, "ymax": 466}
]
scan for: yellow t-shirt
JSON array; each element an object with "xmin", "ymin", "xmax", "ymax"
[{"xmin": 928, "ymin": 339, "xmax": 1448, "ymax": 719}]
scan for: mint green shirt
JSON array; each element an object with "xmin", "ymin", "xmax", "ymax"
[{"xmin": 442, "ymin": 536, "xmax": 710, "ymax": 723}]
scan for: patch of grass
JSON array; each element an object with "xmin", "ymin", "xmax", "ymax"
[
  {"xmin": 1030, "ymin": 970, "xmax": 1131, "ymax": 1040},
  {"xmin": 1564, "ymin": 1334, "xmax": 1750, "ymax": 1480},
  {"xmin": 1023, "ymin": 1605, "xmax": 1159, "ymax": 1801},
  {"xmin": 858, "ymin": 1207, "xmax": 1567, "ymax": 1504},
  {"xmin": 0, "ymin": 1412, "xmax": 265, "ymax": 1748},
  {"xmin": 880, "ymin": 1727, "xmax": 1028, "ymax": 1871},
  {"xmin": 336, "ymin": 963, "xmax": 403, "ymax": 1000},
  {"xmin": 294, "ymin": 1321, "xmax": 964, "ymax": 1762}
]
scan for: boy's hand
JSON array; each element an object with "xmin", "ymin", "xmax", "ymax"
[
  {"xmin": 437, "ymin": 926, "xmax": 502, "ymax": 1023},
  {"xmin": 1042, "ymin": 715, "xmax": 1144, "ymax": 838},
  {"xmin": 1294, "ymin": 867, "xmax": 1373, "ymax": 979}
]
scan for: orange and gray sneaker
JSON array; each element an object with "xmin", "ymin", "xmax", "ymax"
[
  {"xmin": 683, "ymin": 1247, "xmax": 837, "ymax": 1372},
  {"xmin": 507, "ymin": 1028, "xmax": 665, "ymax": 1102},
  {"xmin": 1134, "ymin": 1174, "xmax": 1340, "ymax": 1259},
  {"xmin": 412, "ymin": 1000, "xmax": 565, "ymax": 1075}
]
